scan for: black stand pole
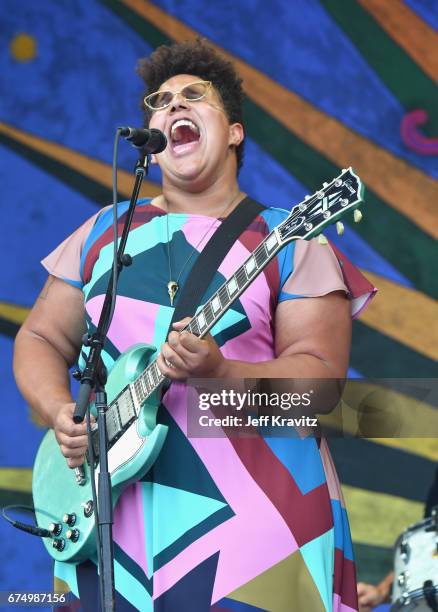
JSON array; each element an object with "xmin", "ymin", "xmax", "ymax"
[{"xmin": 73, "ymin": 149, "xmax": 151, "ymax": 612}]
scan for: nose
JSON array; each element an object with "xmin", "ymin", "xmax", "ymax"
[{"xmin": 169, "ymin": 91, "xmax": 189, "ymax": 112}]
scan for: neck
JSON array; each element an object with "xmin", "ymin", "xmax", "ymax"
[{"xmin": 159, "ymin": 179, "xmax": 243, "ymax": 217}]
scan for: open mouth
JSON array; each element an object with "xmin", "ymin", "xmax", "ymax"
[{"xmin": 170, "ymin": 118, "xmax": 201, "ymax": 152}]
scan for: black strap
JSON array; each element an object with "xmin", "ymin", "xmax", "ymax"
[{"xmin": 167, "ymin": 196, "xmax": 265, "ymax": 334}]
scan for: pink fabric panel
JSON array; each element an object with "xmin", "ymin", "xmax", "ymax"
[
  {"xmin": 41, "ymin": 211, "xmax": 102, "ymax": 284},
  {"xmin": 113, "ymin": 482, "xmax": 149, "ymax": 576},
  {"xmin": 283, "ymin": 239, "xmax": 348, "ymax": 298},
  {"xmin": 86, "ymin": 295, "xmax": 161, "ymax": 352},
  {"xmin": 333, "ymin": 593, "xmax": 358, "ymax": 612}
]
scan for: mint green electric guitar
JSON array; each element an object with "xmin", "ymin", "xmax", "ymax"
[{"xmin": 32, "ymin": 167, "xmax": 364, "ymax": 562}]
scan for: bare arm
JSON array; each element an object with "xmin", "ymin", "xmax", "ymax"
[{"xmin": 13, "ymin": 275, "xmax": 91, "ymax": 467}]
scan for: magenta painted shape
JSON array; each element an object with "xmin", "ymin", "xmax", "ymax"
[{"xmin": 401, "ymin": 109, "xmax": 438, "ymax": 155}]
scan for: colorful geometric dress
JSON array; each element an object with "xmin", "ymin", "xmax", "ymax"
[{"xmin": 42, "ymin": 199, "xmax": 374, "ymax": 611}]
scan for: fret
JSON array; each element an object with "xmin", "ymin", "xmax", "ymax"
[
  {"xmin": 204, "ymin": 302, "xmax": 214, "ymax": 326},
  {"xmin": 218, "ymin": 285, "xmax": 229, "ymax": 308},
  {"xmin": 244, "ymin": 255, "xmax": 256, "ymax": 277},
  {"xmin": 211, "ymin": 294, "xmax": 221, "ymax": 314},
  {"xmin": 152, "ymin": 362, "xmax": 163, "ymax": 385},
  {"xmin": 226, "ymin": 276, "xmax": 238, "ymax": 296},
  {"xmin": 197, "ymin": 311, "xmax": 206, "ymax": 330},
  {"xmin": 255, "ymin": 243, "xmax": 267, "ymax": 268},
  {"xmin": 236, "ymin": 266, "xmax": 247, "ymax": 289},
  {"xmin": 146, "ymin": 368, "xmax": 154, "ymax": 389},
  {"xmin": 140, "ymin": 372, "xmax": 150, "ymax": 396},
  {"xmin": 190, "ymin": 317, "xmax": 200, "ymax": 337},
  {"xmin": 265, "ymin": 231, "xmax": 278, "ymax": 252},
  {"xmin": 150, "ymin": 364, "xmax": 158, "ymax": 385},
  {"xmin": 134, "ymin": 379, "xmax": 144, "ymax": 404}
]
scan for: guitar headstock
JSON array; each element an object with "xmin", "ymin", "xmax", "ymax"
[{"xmin": 278, "ymin": 167, "xmax": 364, "ymax": 243}]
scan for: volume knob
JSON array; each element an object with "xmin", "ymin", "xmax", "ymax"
[
  {"xmin": 48, "ymin": 522, "xmax": 62, "ymax": 536},
  {"xmin": 52, "ymin": 538, "xmax": 65, "ymax": 551},
  {"xmin": 63, "ymin": 513, "xmax": 76, "ymax": 526},
  {"xmin": 66, "ymin": 528, "xmax": 80, "ymax": 543}
]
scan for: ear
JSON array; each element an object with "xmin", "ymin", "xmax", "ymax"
[{"xmin": 228, "ymin": 123, "xmax": 244, "ymax": 147}]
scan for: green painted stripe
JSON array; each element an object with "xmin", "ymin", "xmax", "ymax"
[
  {"xmin": 0, "ymin": 135, "xmax": 112, "ymax": 205},
  {"xmin": 101, "ymin": 0, "xmax": 171, "ymax": 47},
  {"xmin": 0, "ymin": 317, "xmax": 20, "ymax": 338},
  {"xmin": 100, "ymin": 0, "xmax": 438, "ymax": 298},
  {"xmin": 353, "ymin": 542, "xmax": 393, "ymax": 585},
  {"xmin": 329, "ymin": 437, "xmax": 436, "ymax": 502},
  {"xmin": 243, "ymin": 99, "xmax": 438, "ymax": 299},
  {"xmin": 351, "ymin": 320, "xmax": 438, "ymax": 377},
  {"xmin": 319, "ymin": 0, "xmax": 438, "ymax": 134},
  {"xmin": 0, "ymin": 489, "xmax": 33, "ymax": 508}
]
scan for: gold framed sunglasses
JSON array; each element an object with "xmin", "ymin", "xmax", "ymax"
[{"xmin": 144, "ymin": 80, "xmax": 213, "ymax": 111}]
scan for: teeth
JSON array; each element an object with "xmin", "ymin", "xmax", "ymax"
[{"xmin": 171, "ymin": 119, "xmax": 199, "ymax": 137}]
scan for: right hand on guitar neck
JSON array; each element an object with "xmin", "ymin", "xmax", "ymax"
[{"xmin": 53, "ymin": 402, "xmax": 96, "ymax": 469}]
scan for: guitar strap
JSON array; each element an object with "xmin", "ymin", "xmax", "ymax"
[{"xmin": 167, "ymin": 195, "xmax": 265, "ymax": 334}]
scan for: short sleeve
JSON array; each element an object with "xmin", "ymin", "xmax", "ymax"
[
  {"xmin": 280, "ymin": 239, "xmax": 347, "ymax": 299},
  {"xmin": 279, "ymin": 238, "xmax": 376, "ymax": 318},
  {"xmin": 41, "ymin": 211, "xmax": 102, "ymax": 288}
]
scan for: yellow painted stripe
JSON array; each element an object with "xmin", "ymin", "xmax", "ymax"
[
  {"xmin": 342, "ymin": 484, "xmax": 423, "ymax": 547},
  {"xmin": 0, "ymin": 468, "xmax": 32, "ymax": 493},
  {"xmin": 335, "ymin": 382, "xmax": 438, "ymax": 438},
  {"xmin": 359, "ymin": 270, "xmax": 438, "ymax": 361},
  {"xmin": 0, "ymin": 302, "xmax": 30, "ymax": 325},
  {"xmin": 0, "ymin": 122, "xmax": 161, "ymax": 200},
  {"xmin": 125, "ymin": 0, "xmax": 438, "ymax": 239},
  {"xmin": 358, "ymin": 0, "xmax": 438, "ymax": 83},
  {"xmin": 368, "ymin": 437, "xmax": 438, "ymax": 463}
]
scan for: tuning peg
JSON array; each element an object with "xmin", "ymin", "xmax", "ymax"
[
  {"xmin": 318, "ymin": 234, "xmax": 328, "ymax": 245},
  {"xmin": 336, "ymin": 221, "xmax": 344, "ymax": 235},
  {"xmin": 354, "ymin": 210, "xmax": 363, "ymax": 223}
]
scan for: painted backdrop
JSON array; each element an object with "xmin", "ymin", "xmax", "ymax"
[{"xmin": 1, "ymin": 0, "xmax": 437, "ymax": 604}]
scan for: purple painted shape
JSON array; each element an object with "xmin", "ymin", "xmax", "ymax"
[
  {"xmin": 151, "ymin": 383, "xmax": 298, "ymax": 601},
  {"xmin": 401, "ymin": 109, "xmax": 438, "ymax": 155},
  {"xmin": 86, "ymin": 295, "xmax": 160, "ymax": 352}
]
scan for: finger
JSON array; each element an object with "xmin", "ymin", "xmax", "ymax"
[
  {"xmin": 179, "ymin": 331, "xmax": 207, "ymax": 353},
  {"xmin": 67, "ymin": 456, "xmax": 85, "ymax": 469},
  {"xmin": 60, "ymin": 444, "xmax": 87, "ymax": 459},
  {"xmin": 56, "ymin": 432, "xmax": 89, "ymax": 449},
  {"xmin": 57, "ymin": 414, "xmax": 90, "ymax": 437},
  {"xmin": 172, "ymin": 317, "xmax": 191, "ymax": 331},
  {"xmin": 356, "ymin": 584, "xmax": 367, "ymax": 596},
  {"xmin": 160, "ymin": 343, "xmax": 188, "ymax": 371},
  {"xmin": 168, "ymin": 330, "xmax": 180, "ymax": 347},
  {"xmin": 156, "ymin": 353, "xmax": 188, "ymax": 381}
]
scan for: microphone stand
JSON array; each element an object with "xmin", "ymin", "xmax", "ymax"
[{"xmin": 73, "ymin": 148, "xmax": 151, "ymax": 611}]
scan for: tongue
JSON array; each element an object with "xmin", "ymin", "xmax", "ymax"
[{"xmin": 173, "ymin": 125, "xmax": 199, "ymax": 145}]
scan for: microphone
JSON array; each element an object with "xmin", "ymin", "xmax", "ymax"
[{"xmin": 119, "ymin": 126, "xmax": 167, "ymax": 153}]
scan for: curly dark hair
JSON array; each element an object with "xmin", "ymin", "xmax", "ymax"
[{"xmin": 137, "ymin": 39, "xmax": 245, "ymax": 171}]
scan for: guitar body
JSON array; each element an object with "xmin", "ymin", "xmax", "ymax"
[{"xmin": 32, "ymin": 343, "xmax": 168, "ymax": 562}]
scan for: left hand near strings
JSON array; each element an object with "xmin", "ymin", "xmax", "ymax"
[{"xmin": 158, "ymin": 318, "xmax": 226, "ymax": 380}]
